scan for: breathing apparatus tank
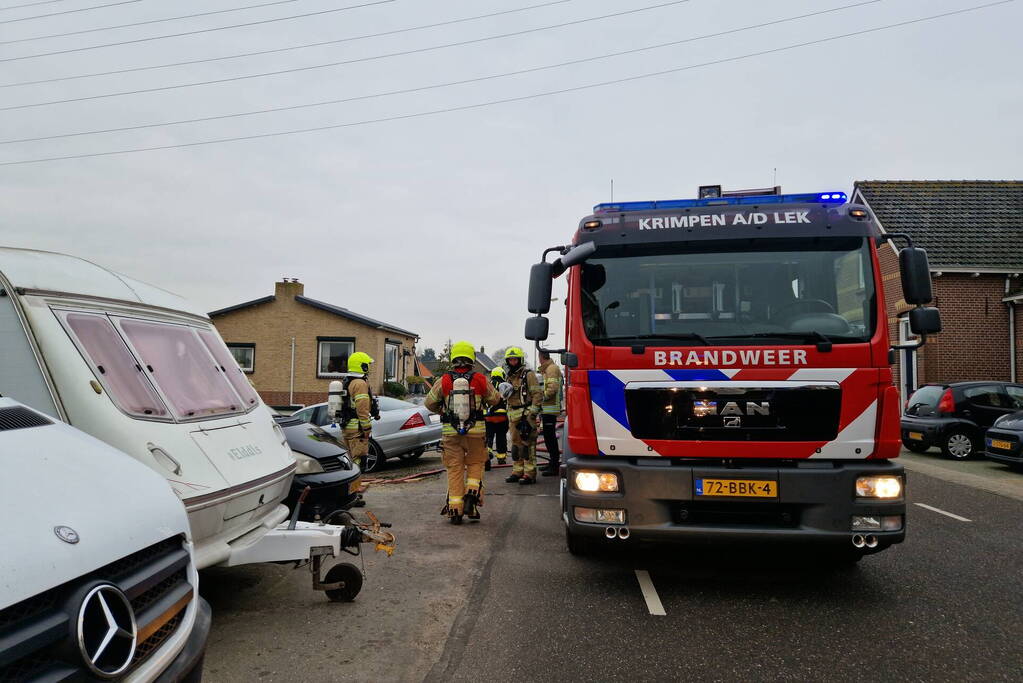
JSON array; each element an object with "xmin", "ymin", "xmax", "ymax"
[
  {"xmin": 450, "ymin": 376, "xmax": 472, "ymax": 432},
  {"xmin": 327, "ymin": 380, "xmax": 345, "ymax": 426}
]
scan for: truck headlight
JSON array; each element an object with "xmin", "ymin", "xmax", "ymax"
[
  {"xmin": 293, "ymin": 452, "xmax": 325, "ymax": 475},
  {"xmin": 574, "ymin": 471, "xmax": 619, "ymax": 492},
  {"xmin": 855, "ymin": 475, "xmax": 902, "ymax": 499}
]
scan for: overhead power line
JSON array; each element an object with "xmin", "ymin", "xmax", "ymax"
[
  {"xmin": 0, "ymin": 0, "xmax": 1012, "ymax": 167},
  {"xmin": 0, "ymin": 0, "xmax": 690, "ymax": 111},
  {"xmin": 0, "ymin": 0, "xmax": 66, "ymax": 11},
  {"xmin": 0, "ymin": 0, "xmax": 394, "ymax": 62},
  {"xmin": 0, "ymin": 0, "xmax": 323, "ymax": 42},
  {"xmin": 1, "ymin": 0, "xmax": 142, "ymax": 25},
  {"xmin": 0, "ymin": 1, "xmax": 883, "ymax": 146},
  {"xmin": 0, "ymin": 0, "xmax": 576, "ymax": 87}
]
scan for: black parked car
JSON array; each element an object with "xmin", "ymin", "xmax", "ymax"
[
  {"xmin": 984, "ymin": 412, "xmax": 1023, "ymax": 471},
  {"xmin": 901, "ymin": 382, "xmax": 1023, "ymax": 460},
  {"xmin": 274, "ymin": 414, "xmax": 362, "ymax": 521}
]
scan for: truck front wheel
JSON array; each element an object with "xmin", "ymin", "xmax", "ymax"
[{"xmin": 565, "ymin": 527, "xmax": 593, "ymax": 556}]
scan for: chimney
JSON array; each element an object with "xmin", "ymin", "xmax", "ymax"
[
  {"xmin": 275, "ymin": 278, "xmax": 305, "ymax": 299},
  {"xmin": 480, "ymin": 345, "xmax": 485, "ymax": 354}
]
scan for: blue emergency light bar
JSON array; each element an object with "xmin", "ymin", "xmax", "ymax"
[{"xmin": 593, "ymin": 191, "xmax": 848, "ymax": 214}]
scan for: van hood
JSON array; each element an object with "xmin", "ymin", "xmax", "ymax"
[{"xmin": 0, "ymin": 398, "xmax": 188, "ymax": 610}]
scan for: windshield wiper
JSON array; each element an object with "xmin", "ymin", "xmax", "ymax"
[
  {"xmin": 707, "ymin": 331, "xmax": 836, "ymax": 351},
  {"xmin": 595, "ymin": 333, "xmax": 710, "ymax": 346}
]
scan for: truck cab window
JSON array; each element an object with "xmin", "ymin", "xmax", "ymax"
[{"xmin": 580, "ymin": 238, "xmax": 875, "ymax": 345}]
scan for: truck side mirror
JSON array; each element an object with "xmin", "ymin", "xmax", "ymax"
[
  {"xmin": 560, "ymin": 241, "xmax": 597, "ymax": 268},
  {"xmin": 909, "ymin": 306, "xmax": 941, "ymax": 336},
  {"xmin": 899, "ymin": 247, "xmax": 933, "ymax": 305},
  {"xmin": 560, "ymin": 352, "xmax": 578, "ymax": 368},
  {"xmin": 528, "ymin": 262, "xmax": 554, "ymax": 314},
  {"xmin": 524, "ymin": 316, "xmax": 549, "ymax": 341}
]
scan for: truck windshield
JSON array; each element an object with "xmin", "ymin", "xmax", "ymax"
[{"xmin": 580, "ymin": 237, "xmax": 875, "ymax": 345}]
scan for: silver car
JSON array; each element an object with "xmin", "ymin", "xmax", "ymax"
[{"xmin": 292, "ymin": 397, "xmax": 441, "ymax": 473}]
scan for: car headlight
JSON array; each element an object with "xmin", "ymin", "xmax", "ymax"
[
  {"xmin": 855, "ymin": 475, "xmax": 902, "ymax": 499},
  {"xmin": 293, "ymin": 452, "xmax": 325, "ymax": 475},
  {"xmin": 573, "ymin": 471, "xmax": 619, "ymax": 492}
]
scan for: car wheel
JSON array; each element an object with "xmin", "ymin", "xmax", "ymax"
[
  {"xmin": 942, "ymin": 430, "xmax": 976, "ymax": 460},
  {"xmin": 362, "ymin": 441, "xmax": 385, "ymax": 473},
  {"xmin": 324, "ymin": 562, "xmax": 363, "ymax": 602},
  {"xmin": 398, "ymin": 447, "xmax": 424, "ymax": 462},
  {"xmin": 902, "ymin": 439, "xmax": 930, "ymax": 453}
]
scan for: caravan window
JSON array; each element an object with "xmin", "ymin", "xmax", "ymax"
[
  {"xmin": 63, "ymin": 313, "xmax": 169, "ymax": 418},
  {"xmin": 198, "ymin": 329, "xmax": 261, "ymax": 410},
  {"xmin": 118, "ymin": 319, "xmax": 243, "ymax": 420}
]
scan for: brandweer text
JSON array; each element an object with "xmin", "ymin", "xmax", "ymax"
[{"xmin": 653, "ymin": 349, "xmax": 808, "ymax": 366}]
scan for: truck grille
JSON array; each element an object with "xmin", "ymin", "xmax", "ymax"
[
  {"xmin": 0, "ymin": 536, "xmax": 192, "ymax": 682},
  {"xmin": 625, "ymin": 383, "xmax": 841, "ymax": 442}
]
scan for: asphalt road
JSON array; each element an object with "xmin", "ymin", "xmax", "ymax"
[{"xmin": 201, "ymin": 451, "xmax": 1023, "ymax": 682}]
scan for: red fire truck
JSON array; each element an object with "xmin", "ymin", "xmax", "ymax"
[{"xmin": 525, "ymin": 189, "xmax": 941, "ymax": 560}]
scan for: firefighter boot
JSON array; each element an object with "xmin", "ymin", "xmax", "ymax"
[
  {"xmin": 505, "ymin": 446, "xmax": 522, "ymax": 483},
  {"xmin": 496, "ymin": 451, "xmax": 507, "ymax": 464}
]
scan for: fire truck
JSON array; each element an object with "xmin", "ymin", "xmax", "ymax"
[{"xmin": 524, "ymin": 189, "xmax": 941, "ymax": 560}]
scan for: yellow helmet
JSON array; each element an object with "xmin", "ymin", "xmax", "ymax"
[
  {"xmin": 491, "ymin": 367, "xmax": 505, "ymax": 379},
  {"xmin": 504, "ymin": 347, "xmax": 526, "ymax": 361},
  {"xmin": 348, "ymin": 351, "xmax": 374, "ymax": 373},
  {"xmin": 449, "ymin": 340, "xmax": 476, "ymax": 365}
]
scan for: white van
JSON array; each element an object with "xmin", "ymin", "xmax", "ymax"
[
  {"xmin": 0, "ymin": 397, "xmax": 210, "ymax": 681},
  {"xmin": 0, "ymin": 248, "xmax": 388, "ymax": 593}
]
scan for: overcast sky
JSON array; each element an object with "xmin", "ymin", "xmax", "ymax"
[{"xmin": 1, "ymin": 0, "xmax": 1019, "ymax": 359}]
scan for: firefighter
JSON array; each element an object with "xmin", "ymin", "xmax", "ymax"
[
  {"xmin": 424, "ymin": 341, "xmax": 501, "ymax": 524},
  {"xmin": 537, "ymin": 350, "xmax": 563, "ymax": 476},
  {"xmin": 338, "ymin": 351, "xmax": 379, "ymax": 507},
  {"xmin": 485, "ymin": 367, "xmax": 510, "ymax": 470},
  {"xmin": 503, "ymin": 347, "xmax": 542, "ymax": 485}
]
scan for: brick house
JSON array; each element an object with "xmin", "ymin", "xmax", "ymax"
[
  {"xmin": 852, "ymin": 181, "xmax": 1023, "ymax": 399},
  {"xmin": 210, "ymin": 279, "xmax": 419, "ymax": 407}
]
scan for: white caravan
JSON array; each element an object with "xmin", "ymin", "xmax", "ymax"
[{"xmin": 0, "ymin": 248, "xmax": 391, "ymax": 595}]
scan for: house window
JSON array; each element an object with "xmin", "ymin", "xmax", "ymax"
[
  {"xmin": 318, "ymin": 337, "xmax": 354, "ymax": 377},
  {"xmin": 384, "ymin": 341, "xmax": 400, "ymax": 382},
  {"xmin": 227, "ymin": 343, "xmax": 255, "ymax": 373}
]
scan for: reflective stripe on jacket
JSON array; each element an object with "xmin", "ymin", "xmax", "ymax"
[{"xmin": 539, "ymin": 359, "xmax": 562, "ymax": 415}]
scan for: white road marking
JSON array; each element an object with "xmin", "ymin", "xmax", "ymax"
[
  {"xmin": 634, "ymin": 570, "xmax": 666, "ymax": 616},
  {"xmin": 914, "ymin": 502, "xmax": 972, "ymax": 522}
]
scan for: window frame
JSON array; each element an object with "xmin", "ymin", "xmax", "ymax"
[
  {"xmin": 384, "ymin": 340, "xmax": 401, "ymax": 382},
  {"xmin": 227, "ymin": 343, "xmax": 256, "ymax": 373},
  {"xmin": 317, "ymin": 336, "xmax": 356, "ymax": 378}
]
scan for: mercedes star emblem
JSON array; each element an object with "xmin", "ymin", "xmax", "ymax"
[
  {"xmin": 53, "ymin": 526, "xmax": 79, "ymax": 544},
  {"xmin": 77, "ymin": 584, "xmax": 137, "ymax": 678}
]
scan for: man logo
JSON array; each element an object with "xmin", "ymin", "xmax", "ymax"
[{"xmin": 693, "ymin": 400, "xmax": 771, "ymax": 418}]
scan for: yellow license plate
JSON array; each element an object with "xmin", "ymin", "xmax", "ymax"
[
  {"xmin": 696, "ymin": 478, "xmax": 777, "ymax": 498},
  {"xmin": 990, "ymin": 439, "xmax": 1013, "ymax": 450},
  {"xmin": 348, "ymin": 477, "xmax": 362, "ymax": 494},
  {"xmin": 908, "ymin": 431, "xmax": 924, "ymax": 440}
]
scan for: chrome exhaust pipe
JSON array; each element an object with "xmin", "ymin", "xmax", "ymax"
[
  {"xmin": 864, "ymin": 534, "xmax": 879, "ymax": 549},
  {"xmin": 605, "ymin": 526, "xmax": 618, "ymax": 539},
  {"xmin": 851, "ymin": 533, "xmax": 866, "ymax": 548},
  {"xmin": 618, "ymin": 527, "xmax": 631, "ymax": 540}
]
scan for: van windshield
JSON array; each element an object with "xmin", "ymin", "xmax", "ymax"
[
  {"xmin": 579, "ymin": 237, "xmax": 876, "ymax": 346},
  {"xmin": 118, "ymin": 319, "xmax": 243, "ymax": 420}
]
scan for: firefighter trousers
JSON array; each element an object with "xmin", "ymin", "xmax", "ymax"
[
  {"xmin": 441, "ymin": 434, "xmax": 488, "ymax": 516},
  {"xmin": 485, "ymin": 418, "xmax": 508, "ymax": 459},
  {"xmin": 343, "ymin": 428, "xmax": 370, "ymax": 468},
  {"xmin": 509, "ymin": 415, "xmax": 537, "ymax": 479}
]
